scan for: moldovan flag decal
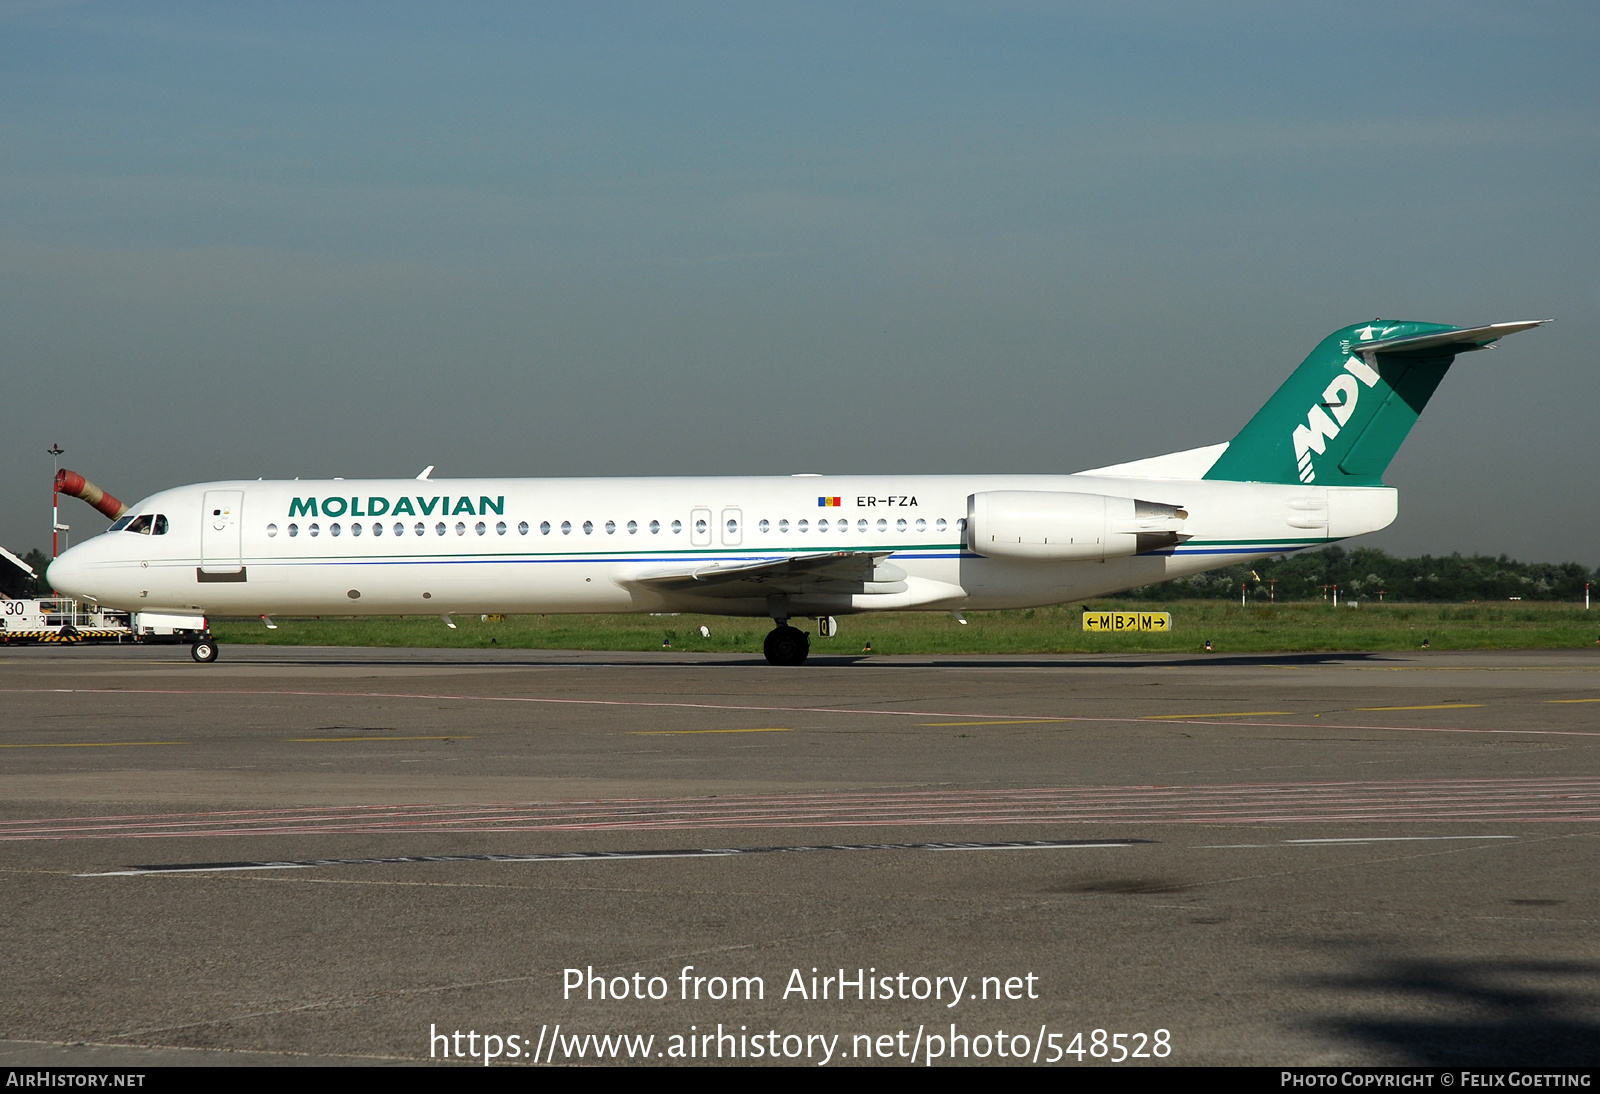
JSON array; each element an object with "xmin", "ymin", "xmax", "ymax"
[{"xmin": 818, "ymin": 497, "xmax": 842, "ymax": 507}]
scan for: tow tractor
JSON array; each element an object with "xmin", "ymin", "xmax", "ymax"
[
  {"xmin": 0, "ymin": 596, "xmax": 216, "ymax": 661},
  {"xmin": 2, "ymin": 539, "xmax": 218, "ymax": 662}
]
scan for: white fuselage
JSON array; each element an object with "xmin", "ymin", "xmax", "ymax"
[{"xmin": 46, "ymin": 472, "xmax": 1397, "ymax": 620}]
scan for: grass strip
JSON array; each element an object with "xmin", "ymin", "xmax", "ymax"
[{"xmin": 210, "ymin": 600, "xmax": 1600, "ymax": 655}]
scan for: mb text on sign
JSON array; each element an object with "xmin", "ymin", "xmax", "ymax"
[{"xmin": 1082, "ymin": 612, "xmax": 1172, "ymax": 633}]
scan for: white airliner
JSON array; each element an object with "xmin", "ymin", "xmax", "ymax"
[{"xmin": 46, "ymin": 319, "xmax": 1545, "ymax": 663}]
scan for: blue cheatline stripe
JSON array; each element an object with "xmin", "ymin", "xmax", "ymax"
[
  {"xmin": 165, "ymin": 547, "xmax": 1311, "ymax": 570},
  {"xmin": 253, "ymin": 552, "xmax": 971, "ymax": 568},
  {"xmin": 197, "ymin": 544, "xmax": 967, "ymax": 567}
]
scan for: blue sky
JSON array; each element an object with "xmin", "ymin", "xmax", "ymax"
[{"xmin": 3, "ymin": 2, "xmax": 1597, "ymax": 563}]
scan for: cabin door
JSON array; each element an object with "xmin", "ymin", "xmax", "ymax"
[{"xmin": 200, "ymin": 490, "xmax": 244, "ymax": 574}]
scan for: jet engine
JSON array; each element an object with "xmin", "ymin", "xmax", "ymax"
[{"xmin": 966, "ymin": 490, "xmax": 1187, "ymax": 561}]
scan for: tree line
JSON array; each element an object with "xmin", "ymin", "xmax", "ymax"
[
  {"xmin": 1122, "ymin": 546, "xmax": 1597, "ymax": 603},
  {"xmin": 0, "ymin": 549, "xmax": 52, "ymax": 599}
]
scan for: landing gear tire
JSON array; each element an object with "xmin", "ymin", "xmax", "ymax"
[
  {"xmin": 191, "ymin": 638, "xmax": 219, "ymax": 663},
  {"xmin": 763, "ymin": 625, "xmax": 810, "ymax": 666}
]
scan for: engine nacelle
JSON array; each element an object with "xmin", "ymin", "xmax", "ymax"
[{"xmin": 967, "ymin": 491, "xmax": 1187, "ymax": 562}]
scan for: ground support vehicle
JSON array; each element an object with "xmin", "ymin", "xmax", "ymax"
[{"xmin": 0, "ymin": 597, "xmax": 215, "ymax": 661}]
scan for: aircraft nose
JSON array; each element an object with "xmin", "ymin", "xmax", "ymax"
[{"xmin": 45, "ymin": 549, "xmax": 85, "ymax": 597}]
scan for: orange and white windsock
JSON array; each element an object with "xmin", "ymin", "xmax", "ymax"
[{"xmin": 55, "ymin": 469, "xmax": 129, "ymax": 520}]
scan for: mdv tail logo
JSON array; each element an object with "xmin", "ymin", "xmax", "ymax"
[{"xmin": 1291, "ymin": 333, "xmax": 1391, "ymax": 483}]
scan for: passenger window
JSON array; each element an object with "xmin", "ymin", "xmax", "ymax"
[
  {"xmin": 436, "ymin": 522, "xmax": 446, "ymax": 536},
  {"xmin": 876, "ymin": 518, "xmax": 887, "ymax": 531},
  {"xmin": 857, "ymin": 519, "xmax": 868, "ymax": 532},
  {"xmin": 694, "ymin": 518, "xmax": 707, "ymax": 535},
  {"xmin": 758, "ymin": 519, "xmax": 769, "ymax": 533},
  {"xmin": 671, "ymin": 520, "xmax": 682, "ymax": 534},
  {"xmin": 896, "ymin": 518, "xmax": 906, "ymax": 531},
  {"xmin": 331, "ymin": 523, "xmax": 342, "ymax": 537},
  {"xmin": 817, "ymin": 519, "xmax": 828, "ymax": 533},
  {"xmin": 779, "ymin": 519, "xmax": 789, "ymax": 532},
  {"xmin": 936, "ymin": 518, "xmax": 947, "ymax": 532},
  {"xmin": 267, "ymin": 523, "xmax": 278, "ymax": 537},
  {"xmin": 627, "ymin": 520, "xmax": 637, "ymax": 534},
  {"xmin": 561, "ymin": 521, "xmax": 572, "ymax": 535},
  {"xmin": 372, "ymin": 522, "xmax": 383, "ymax": 537},
  {"xmin": 541, "ymin": 521, "xmax": 552, "ymax": 535},
  {"xmin": 475, "ymin": 521, "xmax": 486, "ymax": 535},
  {"xmin": 456, "ymin": 522, "xmax": 467, "ymax": 535},
  {"xmin": 351, "ymin": 523, "xmax": 363, "ymax": 536},
  {"xmin": 798, "ymin": 519, "xmax": 808, "ymax": 532},
  {"xmin": 153, "ymin": 515, "xmax": 168, "ymax": 535},
  {"xmin": 310, "ymin": 523, "xmax": 320, "ymax": 537},
  {"xmin": 583, "ymin": 521, "xmax": 594, "ymax": 535},
  {"xmin": 518, "ymin": 521, "xmax": 529, "ymax": 535},
  {"xmin": 415, "ymin": 523, "xmax": 425, "ymax": 536},
  {"xmin": 393, "ymin": 522, "xmax": 404, "ymax": 536},
  {"xmin": 726, "ymin": 518, "xmax": 738, "ymax": 535},
  {"xmin": 957, "ymin": 518, "xmax": 967, "ymax": 531},
  {"xmin": 916, "ymin": 518, "xmax": 926, "ymax": 531},
  {"xmin": 497, "ymin": 521, "xmax": 507, "ymax": 535},
  {"xmin": 605, "ymin": 520, "xmax": 616, "ymax": 534},
  {"xmin": 650, "ymin": 520, "xmax": 660, "ymax": 534},
  {"xmin": 288, "ymin": 523, "xmax": 299, "ymax": 537}
]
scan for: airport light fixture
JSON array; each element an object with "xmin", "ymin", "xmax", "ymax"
[{"xmin": 48, "ymin": 443, "xmax": 64, "ymax": 558}]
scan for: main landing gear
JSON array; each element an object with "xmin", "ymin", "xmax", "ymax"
[
  {"xmin": 763, "ymin": 624, "xmax": 810, "ymax": 666},
  {"xmin": 190, "ymin": 637, "xmax": 219, "ymax": 663}
]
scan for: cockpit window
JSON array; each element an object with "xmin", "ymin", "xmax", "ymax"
[
  {"xmin": 152, "ymin": 515, "xmax": 168, "ymax": 535},
  {"xmin": 109, "ymin": 516, "xmax": 133, "ymax": 532},
  {"xmin": 123, "ymin": 515, "xmax": 153, "ymax": 534}
]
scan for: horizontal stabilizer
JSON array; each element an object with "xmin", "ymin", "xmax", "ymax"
[{"xmin": 1351, "ymin": 320, "xmax": 1549, "ymax": 356}]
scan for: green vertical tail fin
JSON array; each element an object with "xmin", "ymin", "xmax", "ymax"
[{"xmin": 1203, "ymin": 320, "xmax": 1546, "ymax": 486}]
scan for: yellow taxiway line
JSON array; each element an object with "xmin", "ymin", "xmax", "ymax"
[{"xmin": 632, "ymin": 728, "xmax": 792, "ymax": 736}]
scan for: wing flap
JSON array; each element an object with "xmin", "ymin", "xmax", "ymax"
[{"xmin": 626, "ymin": 552, "xmax": 906, "ymax": 598}]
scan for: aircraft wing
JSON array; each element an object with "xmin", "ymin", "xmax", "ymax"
[{"xmin": 625, "ymin": 551, "xmax": 906, "ymax": 598}]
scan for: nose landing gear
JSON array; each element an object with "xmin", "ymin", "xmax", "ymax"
[{"xmin": 762, "ymin": 625, "xmax": 810, "ymax": 666}]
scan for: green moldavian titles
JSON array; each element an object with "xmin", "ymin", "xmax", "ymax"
[{"xmin": 288, "ymin": 496, "xmax": 506, "ymax": 518}]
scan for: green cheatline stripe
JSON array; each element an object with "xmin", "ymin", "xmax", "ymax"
[{"xmin": 165, "ymin": 543, "xmax": 966, "ymax": 565}]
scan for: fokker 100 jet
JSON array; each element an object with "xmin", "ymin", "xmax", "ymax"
[{"xmin": 46, "ymin": 319, "xmax": 1545, "ymax": 664}]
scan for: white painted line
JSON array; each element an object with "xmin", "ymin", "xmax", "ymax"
[
  {"xmin": 73, "ymin": 839, "xmax": 1152, "ymax": 876},
  {"xmin": 77, "ymin": 863, "xmax": 320, "ymax": 877}
]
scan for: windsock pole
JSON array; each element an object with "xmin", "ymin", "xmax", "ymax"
[{"xmin": 48, "ymin": 444, "xmax": 63, "ymax": 558}]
